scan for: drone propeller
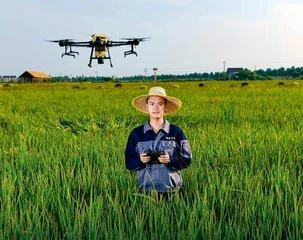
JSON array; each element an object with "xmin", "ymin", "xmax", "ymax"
[
  {"xmin": 120, "ymin": 37, "xmax": 151, "ymax": 42},
  {"xmin": 45, "ymin": 39, "xmax": 75, "ymax": 43}
]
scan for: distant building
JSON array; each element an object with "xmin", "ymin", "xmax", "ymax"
[
  {"xmin": 0, "ymin": 75, "xmax": 17, "ymax": 82},
  {"xmin": 226, "ymin": 68, "xmax": 243, "ymax": 79},
  {"xmin": 18, "ymin": 71, "xmax": 51, "ymax": 83},
  {"xmin": 226, "ymin": 68, "xmax": 243, "ymax": 75}
]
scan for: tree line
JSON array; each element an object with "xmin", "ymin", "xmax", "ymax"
[{"xmin": 51, "ymin": 66, "xmax": 303, "ymax": 82}]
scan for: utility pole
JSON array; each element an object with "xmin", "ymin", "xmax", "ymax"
[
  {"xmin": 144, "ymin": 68, "xmax": 148, "ymax": 80},
  {"xmin": 153, "ymin": 68, "xmax": 158, "ymax": 82},
  {"xmin": 254, "ymin": 65, "xmax": 256, "ymax": 80},
  {"xmin": 223, "ymin": 60, "xmax": 226, "ymax": 80}
]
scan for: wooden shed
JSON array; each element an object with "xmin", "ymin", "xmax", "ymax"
[{"xmin": 18, "ymin": 71, "xmax": 51, "ymax": 83}]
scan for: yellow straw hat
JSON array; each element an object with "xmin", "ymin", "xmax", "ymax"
[{"xmin": 132, "ymin": 86, "xmax": 182, "ymax": 114}]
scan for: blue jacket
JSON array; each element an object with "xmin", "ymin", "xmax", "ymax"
[{"xmin": 125, "ymin": 120, "xmax": 192, "ymax": 192}]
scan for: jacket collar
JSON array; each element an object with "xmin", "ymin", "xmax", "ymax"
[{"xmin": 143, "ymin": 119, "xmax": 170, "ymax": 134}]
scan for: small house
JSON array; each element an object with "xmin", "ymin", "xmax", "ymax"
[
  {"xmin": 0, "ymin": 75, "xmax": 17, "ymax": 82},
  {"xmin": 18, "ymin": 71, "xmax": 51, "ymax": 83},
  {"xmin": 226, "ymin": 68, "xmax": 243, "ymax": 79}
]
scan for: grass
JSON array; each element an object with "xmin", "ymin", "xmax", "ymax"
[{"xmin": 0, "ymin": 80, "xmax": 302, "ymax": 239}]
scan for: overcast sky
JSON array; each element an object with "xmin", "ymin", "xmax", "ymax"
[{"xmin": 1, "ymin": 0, "xmax": 303, "ymax": 77}]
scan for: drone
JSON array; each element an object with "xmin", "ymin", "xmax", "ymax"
[{"xmin": 47, "ymin": 34, "xmax": 149, "ymax": 67}]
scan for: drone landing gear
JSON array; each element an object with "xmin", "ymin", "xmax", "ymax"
[
  {"xmin": 107, "ymin": 47, "xmax": 113, "ymax": 67},
  {"xmin": 124, "ymin": 51, "xmax": 137, "ymax": 57},
  {"xmin": 124, "ymin": 45, "xmax": 137, "ymax": 57},
  {"xmin": 61, "ymin": 53, "xmax": 78, "ymax": 58},
  {"xmin": 88, "ymin": 46, "xmax": 94, "ymax": 67},
  {"xmin": 62, "ymin": 46, "xmax": 79, "ymax": 58},
  {"xmin": 88, "ymin": 46, "xmax": 113, "ymax": 68}
]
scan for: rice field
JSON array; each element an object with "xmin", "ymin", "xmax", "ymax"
[{"xmin": 0, "ymin": 80, "xmax": 302, "ymax": 239}]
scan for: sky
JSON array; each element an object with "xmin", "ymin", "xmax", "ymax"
[{"xmin": 1, "ymin": 0, "xmax": 303, "ymax": 77}]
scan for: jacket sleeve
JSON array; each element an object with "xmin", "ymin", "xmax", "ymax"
[
  {"xmin": 125, "ymin": 131, "xmax": 146, "ymax": 170},
  {"xmin": 169, "ymin": 128, "xmax": 192, "ymax": 170}
]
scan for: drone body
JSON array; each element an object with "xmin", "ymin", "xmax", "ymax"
[
  {"xmin": 47, "ymin": 34, "xmax": 149, "ymax": 67},
  {"xmin": 92, "ymin": 34, "xmax": 108, "ymax": 59}
]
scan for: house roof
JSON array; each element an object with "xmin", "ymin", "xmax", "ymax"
[
  {"xmin": 19, "ymin": 71, "xmax": 51, "ymax": 79},
  {"xmin": 226, "ymin": 68, "xmax": 243, "ymax": 73},
  {"xmin": 27, "ymin": 71, "xmax": 51, "ymax": 78}
]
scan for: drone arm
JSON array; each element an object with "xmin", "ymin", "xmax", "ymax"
[
  {"xmin": 68, "ymin": 41, "xmax": 92, "ymax": 47},
  {"xmin": 108, "ymin": 41, "xmax": 130, "ymax": 47}
]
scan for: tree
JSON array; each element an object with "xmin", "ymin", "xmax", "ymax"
[{"xmin": 238, "ymin": 68, "xmax": 254, "ymax": 80}]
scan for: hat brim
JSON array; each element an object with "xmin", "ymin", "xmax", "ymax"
[{"xmin": 132, "ymin": 94, "xmax": 182, "ymax": 115}]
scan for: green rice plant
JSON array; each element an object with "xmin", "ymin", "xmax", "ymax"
[{"xmin": 0, "ymin": 81, "xmax": 302, "ymax": 239}]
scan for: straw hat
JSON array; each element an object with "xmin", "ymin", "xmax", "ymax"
[{"xmin": 132, "ymin": 86, "xmax": 182, "ymax": 114}]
